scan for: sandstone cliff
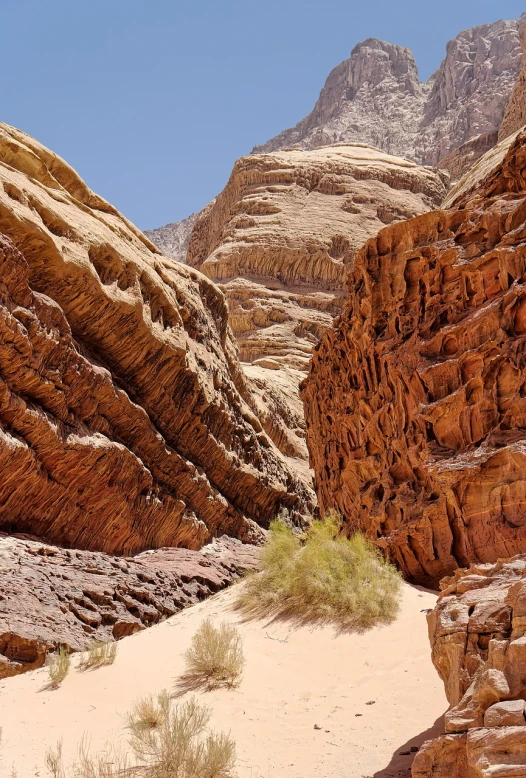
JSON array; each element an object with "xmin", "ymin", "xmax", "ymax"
[
  {"xmin": 254, "ymin": 17, "xmax": 525, "ymax": 176},
  {"xmin": 302, "ymin": 129, "xmax": 526, "ymax": 586},
  {"xmin": 412, "ymin": 555, "xmax": 526, "ymax": 777},
  {"xmin": 187, "ymin": 144, "xmax": 447, "ymax": 460},
  {"xmin": 0, "ymin": 123, "xmax": 312, "ymax": 556}
]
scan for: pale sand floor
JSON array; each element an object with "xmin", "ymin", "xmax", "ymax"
[{"xmin": 0, "ymin": 581, "xmax": 446, "ymax": 778}]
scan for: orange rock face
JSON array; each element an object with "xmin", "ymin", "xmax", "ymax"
[
  {"xmin": 412, "ymin": 555, "xmax": 526, "ymax": 776},
  {"xmin": 0, "ymin": 124, "xmax": 312, "ymax": 555},
  {"xmin": 302, "ymin": 130, "xmax": 526, "ymax": 586}
]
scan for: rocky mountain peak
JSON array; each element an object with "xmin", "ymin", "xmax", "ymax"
[{"xmin": 253, "ymin": 16, "xmax": 525, "ymax": 171}]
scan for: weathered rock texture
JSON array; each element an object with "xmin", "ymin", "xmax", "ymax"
[
  {"xmin": 0, "ymin": 533, "xmax": 259, "ymax": 679},
  {"xmin": 412, "ymin": 555, "xmax": 526, "ymax": 777},
  {"xmin": 144, "ymin": 212, "xmax": 197, "ymax": 263},
  {"xmin": 499, "ymin": 22, "xmax": 526, "ymax": 142},
  {"xmin": 254, "ymin": 17, "xmax": 525, "ymax": 176},
  {"xmin": 0, "ymin": 123, "xmax": 312, "ymax": 555},
  {"xmin": 187, "ymin": 144, "xmax": 447, "ymax": 459},
  {"xmin": 302, "ymin": 129, "xmax": 526, "ymax": 587}
]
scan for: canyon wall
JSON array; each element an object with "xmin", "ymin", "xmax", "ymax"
[
  {"xmin": 302, "ymin": 129, "xmax": 526, "ymax": 586},
  {"xmin": 254, "ymin": 17, "xmax": 525, "ymax": 175},
  {"xmin": 186, "ymin": 144, "xmax": 447, "ymax": 461},
  {"xmin": 0, "ymin": 123, "xmax": 312, "ymax": 556}
]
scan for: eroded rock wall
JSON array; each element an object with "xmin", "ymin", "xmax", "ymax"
[
  {"xmin": 0, "ymin": 123, "xmax": 312, "ymax": 555},
  {"xmin": 302, "ymin": 130, "xmax": 526, "ymax": 586},
  {"xmin": 187, "ymin": 144, "xmax": 446, "ymax": 462},
  {"xmin": 412, "ymin": 556, "xmax": 526, "ymax": 777}
]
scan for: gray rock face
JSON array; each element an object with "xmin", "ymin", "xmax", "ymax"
[
  {"xmin": 144, "ymin": 212, "xmax": 197, "ymax": 262},
  {"xmin": 254, "ymin": 16, "xmax": 526, "ymax": 170}
]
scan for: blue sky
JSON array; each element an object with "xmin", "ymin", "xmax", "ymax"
[{"xmin": 2, "ymin": 0, "xmax": 523, "ymax": 230}]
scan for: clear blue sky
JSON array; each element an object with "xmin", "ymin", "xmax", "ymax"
[{"xmin": 2, "ymin": 0, "xmax": 523, "ymax": 230}]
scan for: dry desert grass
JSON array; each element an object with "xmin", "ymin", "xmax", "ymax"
[{"xmin": 236, "ymin": 516, "xmax": 402, "ymax": 630}]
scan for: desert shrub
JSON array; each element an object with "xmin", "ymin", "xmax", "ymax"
[
  {"xmin": 48, "ymin": 646, "xmax": 71, "ymax": 688},
  {"xmin": 79, "ymin": 640, "xmax": 118, "ymax": 671},
  {"xmin": 127, "ymin": 693, "xmax": 236, "ymax": 778},
  {"xmin": 43, "ymin": 695, "xmax": 235, "ymax": 778},
  {"xmin": 129, "ymin": 690, "xmax": 171, "ymax": 732},
  {"xmin": 182, "ymin": 619, "xmax": 244, "ymax": 690},
  {"xmin": 236, "ymin": 515, "xmax": 402, "ymax": 630}
]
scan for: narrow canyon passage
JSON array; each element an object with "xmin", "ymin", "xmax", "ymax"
[{"xmin": 0, "ymin": 583, "xmax": 446, "ymax": 778}]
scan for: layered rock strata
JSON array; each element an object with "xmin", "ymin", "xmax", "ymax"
[
  {"xmin": 0, "ymin": 123, "xmax": 312, "ymax": 555},
  {"xmin": 412, "ymin": 555, "xmax": 526, "ymax": 776},
  {"xmin": 302, "ymin": 129, "xmax": 526, "ymax": 586},
  {"xmin": 187, "ymin": 144, "xmax": 447, "ymax": 459},
  {"xmin": 0, "ymin": 533, "xmax": 259, "ymax": 679},
  {"xmin": 255, "ymin": 17, "xmax": 525, "ymax": 175}
]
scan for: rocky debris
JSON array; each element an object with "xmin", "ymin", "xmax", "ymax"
[
  {"xmin": 499, "ymin": 21, "xmax": 526, "ymax": 142},
  {"xmin": 187, "ymin": 144, "xmax": 446, "ymax": 461},
  {"xmin": 0, "ymin": 533, "xmax": 259, "ymax": 678},
  {"xmin": 412, "ymin": 555, "xmax": 526, "ymax": 776},
  {"xmin": 144, "ymin": 212, "xmax": 197, "ymax": 262},
  {"xmin": 0, "ymin": 123, "xmax": 313, "ymax": 556},
  {"xmin": 254, "ymin": 17, "xmax": 525, "ymax": 176},
  {"xmin": 437, "ymin": 131, "xmax": 499, "ymax": 182},
  {"xmin": 302, "ymin": 129, "xmax": 526, "ymax": 586}
]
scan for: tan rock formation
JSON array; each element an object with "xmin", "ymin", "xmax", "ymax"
[
  {"xmin": 187, "ymin": 144, "xmax": 447, "ymax": 459},
  {"xmin": 302, "ymin": 129, "xmax": 526, "ymax": 586},
  {"xmin": 0, "ymin": 123, "xmax": 312, "ymax": 555},
  {"xmin": 0, "ymin": 533, "xmax": 259, "ymax": 679},
  {"xmin": 412, "ymin": 555, "xmax": 526, "ymax": 776},
  {"xmin": 499, "ymin": 22, "xmax": 526, "ymax": 142}
]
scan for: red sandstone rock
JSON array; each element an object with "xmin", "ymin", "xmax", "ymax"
[
  {"xmin": 0, "ymin": 532, "xmax": 259, "ymax": 678},
  {"xmin": 302, "ymin": 129, "xmax": 526, "ymax": 585}
]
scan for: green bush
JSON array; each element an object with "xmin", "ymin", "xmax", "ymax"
[{"xmin": 236, "ymin": 515, "xmax": 402, "ymax": 630}]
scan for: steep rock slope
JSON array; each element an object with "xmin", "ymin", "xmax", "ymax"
[
  {"xmin": 302, "ymin": 130, "xmax": 526, "ymax": 586},
  {"xmin": 413, "ymin": 555, "xmax": 526, "ymax": 777},
  {"xmin": 499, "ymin": 20, "xmax": 526, "ymax": 142},
  {"xmin": 144, "ymin": 212, "xmax": 197, "ymax": 262},
  {"xmin": 254, "ymin": 17, "xmax": 525, "ymax": 174},
  {"xmin": 0, "ymin": 123, "xmax": 312, "ymax": 555},
  {"xmin": 0, "ymin": 533, "xmax": 258, "ymax": 679},
  {"xmin": 187, "ymin": 144, "xmax": 447, "ymax": 459}
]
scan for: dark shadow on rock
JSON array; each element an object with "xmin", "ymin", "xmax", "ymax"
[{"xmin": 369, "ymin": 714, "xmax": 445, "ymax": 778}]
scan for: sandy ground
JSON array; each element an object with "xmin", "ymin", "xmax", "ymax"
[{"xmin": 0, "ymin": 581, "xmax": 446, "ymax": 778}]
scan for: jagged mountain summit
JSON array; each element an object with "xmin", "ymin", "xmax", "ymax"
[
  {"xmin": 144, "ymin": 212, "xmax": 197, "ymax": 262},
  {"xmin": 254, "ymin": 16, "xmax": 526, "ymax": 173}
]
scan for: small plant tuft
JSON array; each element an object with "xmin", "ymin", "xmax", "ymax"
[
  {"xmin": 47, "ymin": 646, "xmax": 71, "ymax": 688},
  {"xmin": 182, "ymin": 619, "xmax": 244, "ymax": 690},
  {"xmin": 79, "ymin": 640, "xmax": 118, "ymax": 671},
  {"xmin": 236, "ymin": 514, "xmax": 402, "ymax": 630}
]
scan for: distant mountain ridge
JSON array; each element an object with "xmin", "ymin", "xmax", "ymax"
[
  {"xmin": 253, "ymin": 15, "xmax": 526, "ymax": 168},
  {"xmin": 148, "ymin": 15, "xmax": 525, "ymax": 254}
]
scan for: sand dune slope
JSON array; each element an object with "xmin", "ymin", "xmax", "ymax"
[{"xmin": 0, "ymin": 582, "xmax": 446, "ymax": 778}]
